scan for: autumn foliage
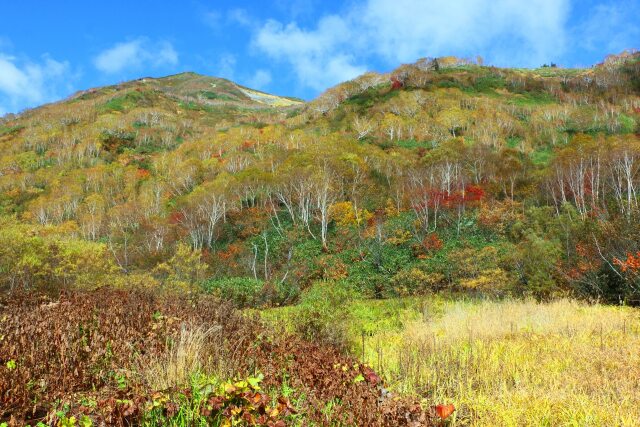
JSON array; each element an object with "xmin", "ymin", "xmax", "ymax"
[
  {"xmin": 0, "ymin": 288, "xmax": 436, "ymax": 426},
  {"xmin": 614, "ymin": 252, "xmax": 640, "ymax": 272}
]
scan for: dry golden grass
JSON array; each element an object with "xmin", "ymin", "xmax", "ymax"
[
  {"xmin": 365, "ymin": 299, "xmax": 640, "ymax": 426},
  {"xmin": 142, "ymin": 323, "xmax": 222, "ymax": 390}
]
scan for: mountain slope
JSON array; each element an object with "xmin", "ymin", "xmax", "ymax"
[
  {"xmin": 0, "ymin": 52, "xmax": 639, "ymax": 303},
  {"xmin": 0, "ymin": 72, "xmax": 303, "ymax": 172},
  {"xmin": 2, "ymin": 52, "xmax": 640, "ymax": 427},
  {"xmin": 66, "ymin": 71, "xmax": 303, "ymax": 108}
]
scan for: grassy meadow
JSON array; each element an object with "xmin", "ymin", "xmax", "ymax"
[{"xmin": 262, "ymin": 294, "xmax": 640, "ymax": 426}]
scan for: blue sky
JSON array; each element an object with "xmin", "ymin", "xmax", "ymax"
[{"xmin": 1, "ymin": 0, "xmax": 638, "ymax": 115}]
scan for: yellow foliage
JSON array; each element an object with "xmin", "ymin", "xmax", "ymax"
[
  {"xmin": 384, "ymin": 229, "xmax": 412, "ymax": 246},
  {"xmin": 391, "ymin": 268, "xmax": 445, "ymax": 296},
  {"xmin": 0, "ymin": 217, "xmax": 118, "ymax": 291},
  {"xmin": 447, "ymin": 245, "xmax": 503, "ymax": 279},
  {"xmin": 459, "ymin": 268, "xmax": 512, "ymax": 294},
  {"xmin": 153, "ymin": 243, "xmax": 209, "ymax": 292},
  {"xmin": 478, "ymin": 200, "xmax": 525, "ymax": 235},
  {"xmin": 329, "ymin": 201, "xmax": 372, "ymax": 227},
  {"xmin": 384, "ymin": 198, "xmax": 399, "ymax": 217}
]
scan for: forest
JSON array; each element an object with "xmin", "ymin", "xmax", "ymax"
[{"xmin": 1, "ymin": 50, "xmax": 640, "ymax": 426}]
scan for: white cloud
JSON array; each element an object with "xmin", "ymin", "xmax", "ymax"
[
  {"xmin": 94, "ymin": 39, "xmax": 178, "ymax": 74},
  {"xmin": 575, "ymin": 2, "xmax": 640, "ymax": 55},
  {"xmin": 218, "ymin": 53, "xmax": 237, "ymax": 79},
  {"xmin": 360, "ymin": 0, "xmax": 569, "ymax": 65},
  {"xmin": 253, "ymin": 0, "xmax": 571, "ymax": 90},
  {"xmin": 255, "ymin": 16, "xmax": 365, "ymax": 90},
  {"xmin": 274, "ymin": 0, "xmax": 318, "ymax": 19},
  {"xmin": 94, "ymin": 41, "xmax": 140, "ymax": 74},
  {"xmin": 157, "ymin": 42, "xmax": 179, "ymax": 67},
  {"xmin": 228, "ymin": 9, "xmax": 253, "ymax": 27},
  {"xmin": 0, "ymin": 53, "xmax": 70, "ymax": 114},
  {"xmin": 203, "ymin": 10, "xmax": 222, "ymax": 29},
  {"xmin": 204, "ymin": 8, "xmax": 255, "ymax": 30},
  {"xmin": 247, "ymin": 69, "xmax": 272, "ymax": 89}
]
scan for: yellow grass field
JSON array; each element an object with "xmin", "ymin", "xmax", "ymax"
[
  {"xmin": 261, "ymin": 297, "xmax": 640, "ymax": 426},
  {"xmin": 361, "ymin": 299, "xmax": 640, "ymax": 426}
]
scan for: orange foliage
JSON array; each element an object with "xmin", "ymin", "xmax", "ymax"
[
  {"xmin": 211, "ymin": 150, "xmax": 225, "ymax": 162},
  {"xmin": 216, "ymin": 243, "xmax": 242, "ymax": 269},
  {"xmin": 614, "ymin": 252, "xmax": 640, "ymax": 272},
  {"xmin": 318, "ymin": 256, "xmax": 349, "ymax": 281},
  {"xmin": 423, "ymin": 233, "xmax": 443, "ymax": 251},
  {"xmin": 232, "ymin": 207, "xmax": 269, "ymax": 238},
  {"xmin": 168, "ymin": 211, "xmax": 184, "ymax": 224},
  {"xmin": 413, "ymin": 233, "xmax": 443, "ymax": 258},
  {"xmin": 433, "ymin": 404, "xmax": 455, "ymax": 420},
  {"xmin": 218, "ymin": 243, "xmax": 242, "ymax": 260},
  {"xmin": 136, "ymin": 168, "xmax": 151, "ymax": 180},
  {"xmin": 565, "ymin": 242, "xmax": 598, "ymax": 280},
  {"xmin": 241, "ymin": 140, "xmax": 256, "ymax": 151},
  {"xmin": 575, "ymin": 242, "xmax": 589, "ymax": 257}
]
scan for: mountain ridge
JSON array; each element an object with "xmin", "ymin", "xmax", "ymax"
[{"xmin": 4, "ymin": 50, "xmax": 638, "ymax": 122}]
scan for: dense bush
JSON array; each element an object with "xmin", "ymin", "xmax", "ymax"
[
  {"xmin": 201, "ymin": 276, "xmax": 298, "ymax": 307},
  {"xmin": 0, "ymin": 218, "xmax": 118, "ymax": 293},
  {"xmin": 0, "ymin": 288, "xmax": 436, "ymax": 426},
  {"xmin": 292, "ymin": 281, "xmax": 357, "ymax": 349},
  {"xmin": 0, "ymin": 288, "xmax": 251, "ymax": 424},
  {"xmin": 202, "ymin": 276, "xmax": 267, "ymax": 307}
]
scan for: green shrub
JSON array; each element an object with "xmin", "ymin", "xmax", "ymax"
[
  {"xmin": 293, "ymin": 281, "xmax": 356, "ymax": 349},
  {"xmin": 202, "ymin": 277, "xmax": 266, "ymax": 307},
  {"xmin": 510, "ymin": 234, "xmax": 563, "ymax": 299},
  {"xmin": 472, "ymin": 74, "xmax": 506, "ymax": 92},
  {"xmin": 98, "ymin": 91, "xmax": 147, "ymax": 113},
  {"xmin": 202, "ymin": 275, "xmax": 299, "ymax": 308},
  {"xmin": 199, "ymin": 91, "xmax": 234, "ymax": 101},
  {"xmin": 618, "ymin": 114, "xmax": 636, "ymax": 134},
  {"xmin": 0, "ymin": 125, "xmax": 24, "ymax": 137}
]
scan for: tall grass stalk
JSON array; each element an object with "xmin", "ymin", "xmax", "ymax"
[{"xmin": 143, "ymin": 323, "xmax": 222, "ymax": 390}]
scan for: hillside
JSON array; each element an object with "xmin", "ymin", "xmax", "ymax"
[
  {"xmin": 2, "ymin": 50, "xmax": 640, "ymax": 425},
  {"xmin": 1, "ymin": 52, "xmax": 639, "ymax": 301},
  {"xmin": 2, "ymin": 71, "xmax": 302, "ymax": 147},
  {"xmin": 66, "ymin": 71, "xmax": 303, "ymax": 106}
]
